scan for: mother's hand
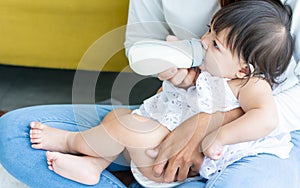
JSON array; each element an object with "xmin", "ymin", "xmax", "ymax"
[
  {"xmin": 146, "ymin": 109, "xmax": 244, "ymax": 182},
  {"xmin": 146, "ymin": 113, "xmax": 211, "ymax": 182},
  {"xmin": 158, "ymin": 68, "xmax": 198, "ymax": 89},
  {"xmin": 157, "ymin": 35, "xmax": 199, "ymax": 89}
]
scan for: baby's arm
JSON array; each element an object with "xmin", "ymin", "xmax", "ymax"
[{"xmin": 202, "ymin": 78, "xmax": 278, "ymax": 160}]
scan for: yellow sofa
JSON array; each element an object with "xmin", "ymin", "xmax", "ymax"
[{"xmin": 0, "ymin": 0, "xmax": 130, "ymax": 72}]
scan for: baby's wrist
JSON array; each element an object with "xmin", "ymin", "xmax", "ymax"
[{"xmin": 214, "ymin": 129, "xmax": 228, "ymax": 146}]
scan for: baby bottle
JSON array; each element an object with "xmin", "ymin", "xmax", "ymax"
[{"xmin": 128, "ymin": 38, "xmax": 205, "ymax": 75}]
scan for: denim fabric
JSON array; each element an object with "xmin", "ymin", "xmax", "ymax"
[
  {"xmin": 0, "ymin": 104, "xmax": 299, "ymax": 188},
  {"xmin": 204, "ymin": 130, "xmax": 300, "ymax": 188},
  {"xmin": 0, "ymin": 105, "xmax": 136, "ymax": 188}
]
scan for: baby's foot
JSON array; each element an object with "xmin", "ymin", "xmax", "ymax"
[
  {"xmin": 46, "ymin": 151, "xmax": 106, "ymax": 185},
  {"xmin": 29, "ymin": 122, "xmax": 73, "ymax": 153}
]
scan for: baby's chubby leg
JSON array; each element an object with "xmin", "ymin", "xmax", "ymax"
[
  {"xmin": 29, "ymin": 121, "xmax": 119, "ymax": 156},
  {"xmin": 102, "ymin": 113, "xmax": 170, "ymax": 182},
  {"xmin": 29, "ymin": 108, "xmax": 132, "ymax": 185},
  {"xmin": 30, "ymin": 108, "xmax": 170, "ymax": 183},
  {"xmin": 65, "ymin": 109, "xmax": 170, "ymax": 182},
  {"xmin": 70, "ymin": 109, "xmax": 170, "ymax": 182},
  {"xmin": 29, "ymin": 108, "xmax": 131, "ymax": 154}
]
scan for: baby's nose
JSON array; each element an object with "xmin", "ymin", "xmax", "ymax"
[{"xmin": 201, "ymin": 40, "xmax": 209, "ymax": 50}]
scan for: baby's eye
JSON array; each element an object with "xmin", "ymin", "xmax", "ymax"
[
  {"xmin": 213, "ymin": 40, "xmax": 219, "ymax": 49},
  {"xmin": 207, "ymin": 24, "xmax": 211, "ymax": 32}
]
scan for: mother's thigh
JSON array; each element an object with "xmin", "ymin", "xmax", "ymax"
[{"xmin": 206, "ymin": 130, "xmax": 300, "ymax": 188}]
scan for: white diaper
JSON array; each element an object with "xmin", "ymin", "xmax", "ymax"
[{"xmin": 131, "ymin": 161, "xmax": 202, "ymax": 188}]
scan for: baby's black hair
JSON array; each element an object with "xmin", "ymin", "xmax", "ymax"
[{"xmin": 212, "ymin": 0, "xmax": 294, "ymax": 85}]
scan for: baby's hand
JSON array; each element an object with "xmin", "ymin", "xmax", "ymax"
[{"xmin": 202, "ymin": 131, "xmax": 224, "ymax": 160}]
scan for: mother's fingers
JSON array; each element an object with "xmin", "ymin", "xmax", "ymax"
[
  {"xmin": 176, "ymin": 162, "xmax": 192, "ymax": 181},
  {"xmin": 167, "ymin": 69, "xmax": 189, "ymax": 86},
  {"xmin": 157, "ymin": 67, "xmax": 178, "ymax": 81},
  {"xmin": 145, "ymin": 148, "xmax": 159, "ymax": 159},
  {"xmin": 152, "ymin": 160, "xmax": 168, "ymax": 177},
  {"xmin": 158, "ymin": 67, "xmax": 198, "ymax": 90},
  {"xmin": 180, "ymin": 68, "xmax": 197, "ymax": 87},
  {"xmin": 163, "ymin": 159, "xmax": 180, "ymax": 182},
  {"xmin": 166, "ymin": 35, "xmax": 179, "ymax": 42}
]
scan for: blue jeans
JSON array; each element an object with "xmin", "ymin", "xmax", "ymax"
[{"xmin": 0, "ymin": 105, "xmax": 299, "ymax": 188}]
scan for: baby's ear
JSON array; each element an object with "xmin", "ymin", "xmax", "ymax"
[{"xmin": 236, "ymin": 64, "xmax": 254, "ymax": 78}]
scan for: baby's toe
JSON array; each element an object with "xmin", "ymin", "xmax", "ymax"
[{"xmin": 30, "ymin": 122, "xmax": 45, "ymax": 129}]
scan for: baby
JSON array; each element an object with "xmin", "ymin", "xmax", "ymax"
[{"xmin": 29, "ymin": 0, "xmax": 294, "ymax": 187}]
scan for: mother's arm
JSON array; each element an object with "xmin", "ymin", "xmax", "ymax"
[
  {"xmin": 125, "ymin": 0, "xmax": 197, "ymax": 88},
  {"xmin": 125, "ymin": 0, "xmax": 171, "ymax": 55},
  {"xmin": 147, "ymin": 108, "xmax": 244, "ymax": 182},
  {"xmin": 125, "ymin": 0, "xmax": 211, "ymax": 88}
]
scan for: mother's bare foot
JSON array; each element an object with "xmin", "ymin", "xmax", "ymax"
[
  {"xmin": 46, "ymin": 151, "xmax": 107, "ymax": 185},
  {"xmin": 29, "ymin": 122, "xmax": 74, "ymax": 153}
]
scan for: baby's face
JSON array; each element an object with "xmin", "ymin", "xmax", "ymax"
[{"xmin": 200, "ymin": 27, "xmax": 246, "ymax": 78}]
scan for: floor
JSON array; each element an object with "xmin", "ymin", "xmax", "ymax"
[{"xmin": 0, "ymin": 64, "xmax": 162, "ymax": 187}]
